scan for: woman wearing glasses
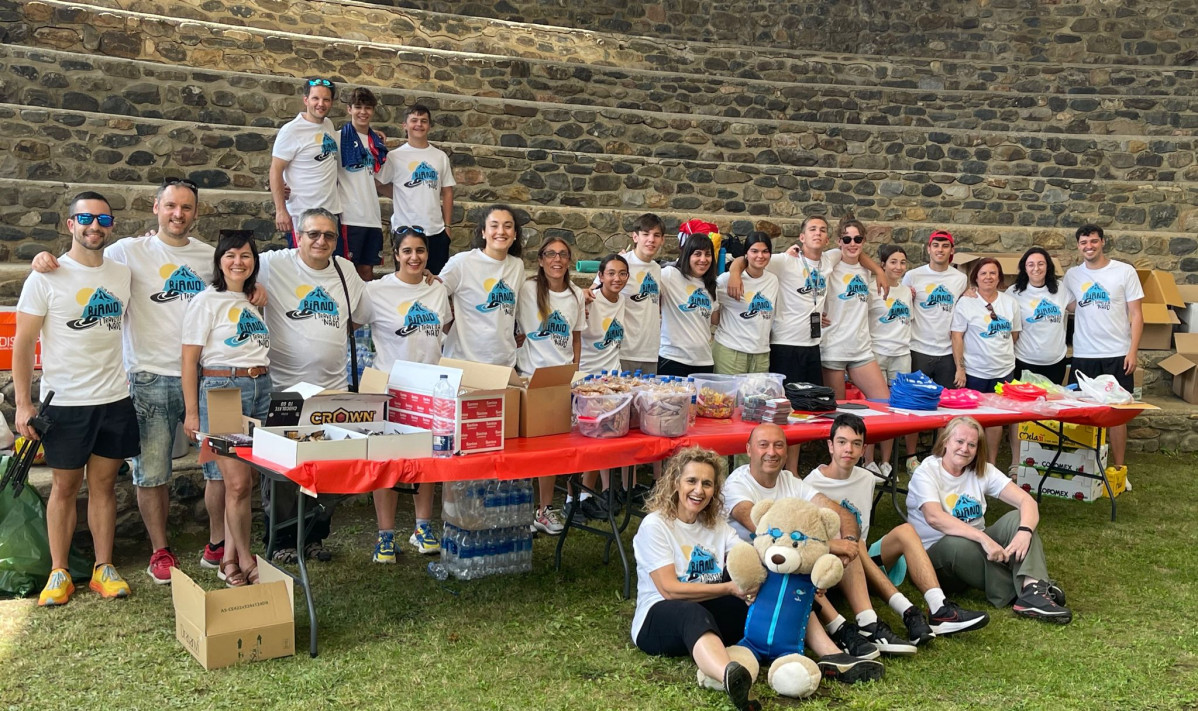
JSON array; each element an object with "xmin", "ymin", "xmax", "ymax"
[{"xmin": 951, "ymin": 258, "xmax": 1022, "ymax": 464}]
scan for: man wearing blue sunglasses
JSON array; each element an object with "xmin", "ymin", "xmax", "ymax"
[{"xmin": 271, "ymin": 77, "xmax": 342, "ymax": 250}]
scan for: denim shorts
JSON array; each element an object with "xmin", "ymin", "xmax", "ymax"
[
  {"xmin": 199, "ymin": 373, "xmax": 272, "ymax": 480},
  {"xmin": 129, "ymin": 372, "xmax": 185, "ymax": 488}
]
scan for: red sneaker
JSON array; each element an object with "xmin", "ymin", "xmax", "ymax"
[
  {"xmin": 146, "ymin": 548, "xmax": 179, "ymax": 585},
  {"xmin": 200, "ymin": 541, "xmax": 224, "ymax": 570}
]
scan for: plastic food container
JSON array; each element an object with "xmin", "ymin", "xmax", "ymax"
[
  {"xmin": 635, "ymin": 390, "xmax": 691, "ymax": 437},
  {"xmin": 738, "ymin": 372, "xmax": 785, "ymax": 404},
  {"xmin": 573, "ymin": 392, "xmax": 632, "ymax": 439},
  {"xmin": 691, "ymin": 374, "xmax": 740, "ymax": 419}
]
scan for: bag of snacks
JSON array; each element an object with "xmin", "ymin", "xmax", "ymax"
[
  {"xmin": 691, "ymin": 374, "xmax": 740, "ymax": 419},
  {"xmin": 572, "ymin": 392, "xmax": 633, "ymax": 439},
  {"xmin": 738, "ymin": 372, "xmax": 785, "ymax": 404},
  {"xmin": 635, "ymin": 388, "xmax": 691, "ymax": 438}
]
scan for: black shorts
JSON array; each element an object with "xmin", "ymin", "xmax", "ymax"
[
  {"xmin": 1016, "ymin": 357, "xmax": 1068, "ymax": 386},
  {"xmin": 657, "ymin": 357, "xmax": 713, "ymax": 378},
  {"xmin": 342, "ymin": 224, "xmax": 383, "ymax": 267},
  {"xmin": 911, "ymin": 351, "xmax": 956, "ymax": 389},
  {"xmin": 1070, "ymin": 356, "xmax": 1133, "ymax": 392},
  {"xmin": 41, "ymin": 398, "xmax": 140, "ymax": 470},
  {"xmin": 426, "ymin": 230, "xmax": 450, "ymax": 275},
  {"xmin": 770, "ymin": 344, "xmax": 822, "ymax": 386}
]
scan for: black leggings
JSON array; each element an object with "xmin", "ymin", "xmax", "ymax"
[{"xmin": 635, "ymin": 596, "xmax": 748, "ymax": 657}]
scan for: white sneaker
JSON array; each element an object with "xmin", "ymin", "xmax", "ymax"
[
  {"xmin": 906, "ymin": 456, "xmax": 920, "ymax": 475},
  {"xmin": 864, "ymin": 461, "xmax": 883, "ymax": 477},
  {"xmin": 534, "ymin": 506, "xmax": 565, "ymax": 535},
  {"xmin": 879, "ymin": 462, "xmax": 893, "ymax": 478}
]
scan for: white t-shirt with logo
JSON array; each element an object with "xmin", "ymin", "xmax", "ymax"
[
  {"xmin": 659, "ymin": 265, "xmax": 717, "ymax": 366},
  {"xmin": 440, "ymin": 249, "xmax": 524, "ymax": 367},
  {"xmin": 181, "ymin": 288, "xmax": 270, "ymax": 369},
  {"xmin": 515, "ymin": 280, "xmax": 584, "ymax": 376},
  {"xmin": 907, "ymin": 455, "xmax": 1011, "ymax": 549},
  {"xmin": 259, "ymin": 249, "xmax": 369, "ymax": 390},
  {"xmin": 1008, "ymin": 283, "xmax": 1071, "ymax": 367},
  {"xmin": 821, "ymin": 260, "xmax": 874, "ymax": 362},
  {"xmin": 1063, "ymin": 260, "xmax": 1145, "ymax": 359},
  {"xmin": 722, "ymin": 464, "xmax": 819, "ymax": 542},
  {"xmin": 365, "ymin": 274, "xmax": 451, "ymax": 370},
  {"xmin": 608, "ymin": 251, "xmax": 662, "ymax": 362},
  {"xmin": 17, "ymin": 255, "xmax": 132, "ymax": 406},
  {"xmin": 272, "ymin": 114, "xmax": 341, "ymax": 220},
  {"xmin": 950, "ymin": 292, "xmax": 1022, "ymax": 380},
  {"xmin": 578, "ymin": 292, "xmax": 626, "ymax": 374},
  {"xmin": 376, "ymin": 143, "xmax": 456, "ymax": 235},
  {"xmin": 766, "ymin": 251, "xmax": 834, "ymax": 347},
  {"xmin": 715, "ymin": 270, "xmax": 779, "ymax": 355},
  {"xmin": 803, "ymin": 466, "xmax": 879, "ymax": 542},
  {"xmin": 868, "ymin": 285, "xmax": 913, "ymax": 358},
  {"xmin": 903, "ymin": 265, "xmax": 968, "ymax": 357},
  {"xmin": 632, "ymin": 511, "xmax": 741, "ymax": 643},
  {"xmin": 336, "ymin": 129, "xmax": 384, "ymax": 228},
  {"xmin": 105, "ymin": 235, "xmax": 214, "ymax": 376}
]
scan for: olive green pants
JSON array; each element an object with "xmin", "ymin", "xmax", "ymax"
[{"xmin": 925, "ymin": 510, "xmax": 1051, "ymax": 607}]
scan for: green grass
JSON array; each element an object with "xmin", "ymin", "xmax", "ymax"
[{"xmin": 3, "ymin": 452, "xmax": 1198, "ymax": 710}]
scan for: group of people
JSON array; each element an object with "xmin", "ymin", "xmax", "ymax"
[{"xmin": 633, "ymin": 415, "xmax": 1071, "ymax": 709}]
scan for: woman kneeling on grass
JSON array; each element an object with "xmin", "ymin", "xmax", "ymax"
[
  {"xmin": 906, "ymin": 416, "xmax": 1072, "ymax": 624},
  {"xmin": 632, "ymin": 446, "xmax": 760, "ymax": 711}
]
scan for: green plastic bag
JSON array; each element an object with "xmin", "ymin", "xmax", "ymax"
[{"xmin": 0, "ymin": 483, "xmax": 92, "ymax": 598}]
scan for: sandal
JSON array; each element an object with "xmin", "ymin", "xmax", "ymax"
[
  {"xmin": 243, "ymin": 564, "xmax": 260, "ymax": 585},
  {"xmin": 271, "ymin": 547, "xmax": 298, "ymax": 564},
  {"xmin": 304, "ymin": 541, "xmax": 332, "ymax": 562},
  {"xmin": 221, "ymin": 560, "xmax": 247, "ymax": 588}
]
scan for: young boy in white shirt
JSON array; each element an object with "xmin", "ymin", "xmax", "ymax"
[{"xmin": 336, "ymin": 87, "xmax": 389, "ymax": 282}]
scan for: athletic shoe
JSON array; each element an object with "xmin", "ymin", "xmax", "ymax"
[
  {"xmin": 858, "ymin": 620, "xmax": 917, "ymax": 655},
  {"xmin": 902, "ymin": 606, "xmax": 935, "ymax": 645},
  {"xmin": 722, "ymin": 661, "xmax": 760, "ymax": 711},
  {"xmin": 864, "ymin": 461, "xmax": 883, "ymax": 477},
  {"xmin": 579, "ymin": 496, "xmax": 609, "ymax": 521},
  {"xmin": 38, "ymin": 568, "xmax": 74, "ymax": 607},
  {"xmin": 630, "ymin": 483, "xmax": 653, "ymax": 508},
  {"xmin": 817, "ymin": 653, "xmax": 885, "ymax": 684},
  {"xmin": 533, "ymin": 506, "xmax": 565, "ymax": 535},
  {"xmin": 200, "ymin": 541, "xmax": 223, "ymax": 569},
  {"xmin": 409, "ymin": 523, "xmax": 441, "ymax": 555},
  {"xmin": 830, "ymin": 622, "xmax": 881, "ymax": 660},
  {"xmin": 879, "ymin": 462, "xmax": 893, "ymax": 479},
  {"xmin": 89, "ymin": 563, "xmax": 131, "ymax": 599},
  {"xmin": 145, "ymin": 547, "xmax": 178, "ymax": 585},
  {"xmin": 905, "ymin": 456, "xmax": 920, "ymax": 475},
  {"xmin": 1045, "ymin": 580, "xmax": 1066, "ymax": 607},
  {"xmin": 1013, "ymin": 581, "xmax": 1072, "ymax": 624},
  {"xmin": 372, "ymin": 532, "xmax": 397, "ymax": 564},
  {"xmin": 929, "ymin": 600, "xmax": 990, "ymax": 635}
]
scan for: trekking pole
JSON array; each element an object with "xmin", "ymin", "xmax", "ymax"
[{"xmin": 2, "ymin": 392, "xmax": 54, "ymax": 497}]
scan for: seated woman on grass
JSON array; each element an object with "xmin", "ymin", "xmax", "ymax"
[{"xmin": 631, "ymin": 446, "xmax": 760, "ymax": 711}]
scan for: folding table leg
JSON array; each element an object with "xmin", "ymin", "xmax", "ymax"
[{"xmin": 295, "ymin": 492, "xmax": 318, "ymax": 658}]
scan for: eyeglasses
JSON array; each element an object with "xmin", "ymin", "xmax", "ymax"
[
  {"xmin": 394, "ymin": 225, "xmax": 426, "ymax": 236},
  {"xmin": 840, "ymin": 235, "xmax": 864, "ymax": 244},
  {"xmin": 541, "ymin": 250, "xmax": 570, "ymax": 261},
  {"xmin": 301, "ymin": 230, "xmax": 339, "ymax": 243},
  {"xmin": 307, "ymin": 78, "xmax": 333, "ymax": 87},
  {"xmin": 984, "ymin": 302, "xmax": 998, "ymax": 319},
  {"xmin": 161, "ymin": 177, "xmax": 199, "ymax": 194},
  {"xmin": 72, "ymin": 213, "xmax": 114, "ymax": 228}
]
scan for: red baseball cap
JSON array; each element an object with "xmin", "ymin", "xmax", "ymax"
[{"xmin": 928, "ymin": 230, "xmax": 954, "ymax": 245}]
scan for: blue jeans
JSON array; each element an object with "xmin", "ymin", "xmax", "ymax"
[
  {"xmin": 130, "ymin": 372, "xmax": 185, "ymax": 488},
  {"xmin": 199, "ymin": 374, "xmax": 272, "ymax": 480}
]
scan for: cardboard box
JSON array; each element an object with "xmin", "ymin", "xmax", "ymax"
[
  {"xmin": 519, "ymin": 364, "xmax": 576, "ymax": 437},
  {"xmin": 1177, "ymin": 284, "xmax": 1198, "ymax": 334},
  {"xmin": 263, "ymin": 370, "xmax": 391, "ymax": 428},
  {"xmin": 252, "ymin": 424, "xmax": 370, "ymax": 468},
  {"xmin": 196, "ymin": 388, "xmax": 257, "ymax": 457},
  {"xmin": 1016, "ymin": 465, "xmax": 1104, "ymax": 502},
  {"xmin": 1016, "ymin": 420, "xmax": 1106, "ymax": 449},
  {"xmin": 1100, "ymin": 465, "xmax": 1127, "ymax": 498},
  {"xmin": 386, "ymin": 359, "xmax": 519, "ymax": 454},
  {"xmin": 1158, "ymin": 332, "xmax": 1198, "ymax": 403},
  {"xmin": 172, "ymin": 556, "xmax": 294, "ymax": 670},
  {"xmin": 1017, "ymin": 440, "xmax": 1108, "ymax": 477},
  {"xmin": 952, "ymin": 252, "xmax": 1065, "ymax": 289},
  {"xmin": 324, "ymin": 421, "xmax": 432, "ymax": 460},
  {"xmin": 1136, "ymin": 269, "xmax": 1184, "ymax": 351}
]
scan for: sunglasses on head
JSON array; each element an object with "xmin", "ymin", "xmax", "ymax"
[
  {"xmin": 394, "ymin": 225, "xmax": 426, "ymax": 236},
  {"xmin": 72, "ymin": 213, "xmax": 114, "ymax": 228},
  {"xmin": 161, "ymin": 177, "xmax": 199, "ymax": 194},
  {"xmin": 307, "ymin": 78, "xmax": 333, "ymax": 87},
  {"xmin": 840, "ymin": 234, "xmax": 864, "ymax": 244}
]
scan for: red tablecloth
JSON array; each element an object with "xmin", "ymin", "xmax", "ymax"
[{"xmin": 237, "ymin": 401, "xmax": 1146, "ymax": 494}]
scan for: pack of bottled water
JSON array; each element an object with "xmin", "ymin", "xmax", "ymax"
[{"xmin": 437, "ymin": 478, "xmax": 534, "ymax": 579}]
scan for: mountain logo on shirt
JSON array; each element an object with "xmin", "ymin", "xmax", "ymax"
[
  {"xmin": 314, "ymin": 133, "xmax": 338, "ymax": 162},
  {"xmin": 223, "ymin": 307, "xmax": 269, "ymax": 348},
  {"xmin": 878, "ymin": 298, "xmax": 911, "ymax": 324},
  {"xmin": 948, "ymin": 493, "xmax": 983, "ymax": 523},
  {"xmin": 679, "ymin": 287, "xmax": 713, "ymax": 316},
  {"xmin": 1026, "ymin": 299, "xmax": 1063, "ymax": 324},
  {"xmin": 1078, "ymin": 282, "xmax": 1112, "ymax": 311},
  {"xmin": 67, "ymin": 287, "xmax": 124, "ymax": 331},
  {"xmin": 396, "ymin": 300, "xmax": 442, "ymax": 338},
  {"xmin": 285, "ymin": 285, "xmax": 340, "ymax": 327},
  {"xmin": 919, "ymin": 284, "xmax": 956, "ymax": 312},
  {"xmin": 403, "ymin": 161, "xmax": 439, "ymax": 189},
  {"xmin": 837, "ymin": 274, "xmax": 869, "ymax": 302},
  {"xmin": 796, "ymin": 268, "xmax": 827, "ymax": 298},
  {"xmin": 680, "ymin": 544, "xmax": 722, "ymax": 583},
  {"xmin": 593, "ymin": 317, "xmax": 624, "ymax": 350},
  {"xmin": 840, "ymin": 498, "xmax": 863, "ymax": 531},
  {"xmin": 150, "ymin": 264, "xmax": 206, "ymax": 303},
  {"xmin": 740, "ymin": 291, "xmax": 775, "ymax": 320},
  {"xmin": 630, "ymin": 272, "xmax": 659, "ymax": 303},
  {"xmin": 475, "ymin": 279, "xmax": 516, "ymax": 315},
  {"xmin": 528, "ymin": 309, "xmax": 572, "ymax": 350},
  {"xmin": 979, "ymin": 312, "xmax": 1013, "ymax": 339}
]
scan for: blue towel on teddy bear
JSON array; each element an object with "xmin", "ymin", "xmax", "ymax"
[{"xmin": 739, "ymin": 570, "xmax": 817, "ymax": 661}]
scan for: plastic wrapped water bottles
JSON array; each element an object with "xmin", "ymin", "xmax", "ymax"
[{"xmin": 440, "ymin": 478, "xmax": 534, "ymax": 579}]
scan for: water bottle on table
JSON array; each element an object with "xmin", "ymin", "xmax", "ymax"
[{"xmin": 432, "ymin": 374, "xmax": 456, "ymax": 458}]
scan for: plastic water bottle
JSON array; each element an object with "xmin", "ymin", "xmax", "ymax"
[
  {"xmin": 432, "ymin": 374, "xmax": 456, "ymax": 457},
  {"xmin": 687, "ymin": 377, "xmax": 697, "ymax": 426}
]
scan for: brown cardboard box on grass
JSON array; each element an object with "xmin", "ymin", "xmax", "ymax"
[
  {"xmin": 952, "ymin": 252, "xmax": 1065, "ymax": 289},
  {"xmin": 172, "ymin": 556, "xmax": 294, "ymax": 670},
  {"xmin": 1136, "ymin": 269, "xmax": 1184, "ymax": 351},
  {"xmin": 519, "ymin": 364, "xmax": 576, "ymax": 437},
  {"xmin": 1158, "ymin": 332, "xmax": 1198, "ymax": 403}
]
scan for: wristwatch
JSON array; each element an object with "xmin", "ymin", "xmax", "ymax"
[{"xmin": 843, "ymin": 535, "xmax": 859, "ymax": 543}]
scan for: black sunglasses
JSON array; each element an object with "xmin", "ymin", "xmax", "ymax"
[
  {"xmin": 161, "ymin": 177, "xmax": 199, "ymax": 194},
  {"xmin": 840, "ymin": 235, "xmax": 864, "ymax": 244}
]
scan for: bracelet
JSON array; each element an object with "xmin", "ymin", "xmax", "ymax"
[
  {"xmin": 843, "ymin": 535, "xmax": 859, "ymax": 543},
  {"xmin": 1017, "ymin": 526, "xmax": 1034, "ymax": 535}
]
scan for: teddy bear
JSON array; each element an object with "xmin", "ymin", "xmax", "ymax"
[{"xmin": 697, "ymin": 497, "xmax": 844, "ymax": 699}]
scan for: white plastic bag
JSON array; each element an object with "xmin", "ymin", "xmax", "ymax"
[
  {"xmin": 0, "ymin": 394, "xmax": 14, "ymax": 451},
  {"xmin": 1074, "ymin": 371, "xmax": 1133, "ymax": 405}
]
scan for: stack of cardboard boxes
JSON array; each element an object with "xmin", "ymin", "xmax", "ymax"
[{"xmin": 1014, "ymin": 420, "xmax": 1124, "ymax": 501}]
